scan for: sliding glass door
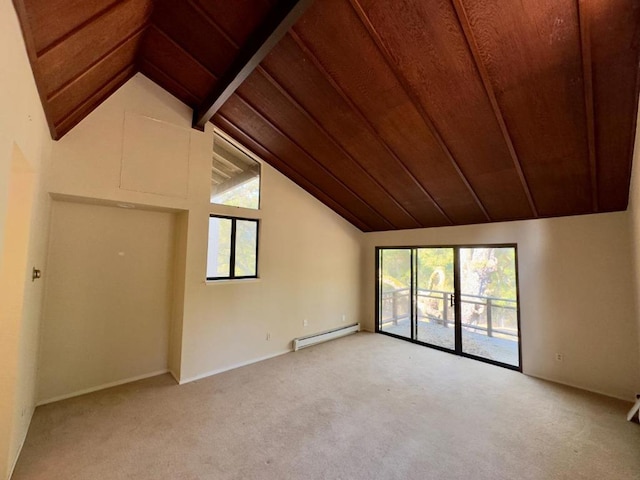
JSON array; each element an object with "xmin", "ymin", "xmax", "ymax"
[{"xmin": 377, "ymin": 245, "xmax": 521, "ymax": 370}]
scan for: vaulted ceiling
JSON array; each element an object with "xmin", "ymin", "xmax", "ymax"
[{"xmin": 13, "ymin": 0, "xmax": 640, "ymax": 231}]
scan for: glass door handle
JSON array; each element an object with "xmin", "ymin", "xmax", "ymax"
[{"xmin": 450, "ymin": 293, "xmax": 455, "ymax": 307}]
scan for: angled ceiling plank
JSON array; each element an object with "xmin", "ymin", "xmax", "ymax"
[
  {"xmin": 215, "ymin": 113, "xmax": 373, "ymax": 232},
  {"xmin": 139, "ymin": 59, "xmax": 201, "ymax": 105},
  {"xmin": 185, "ymin": 0, "xmax": 239, "ymax": 49},
  {"xmin": 141, "ymin": 56, "xmax": 203, "ymax": 101},
  {"xmin": 577, "ymin": 0, "xmax": 599, "ymax": 212},
  {"xmin": 256, "ymin": 66, "xmax": 422, "ymax": 229},
  {"xmin": 49, "ymin": 23, "xmax": 148, "ymax": 101},
  {"xmin": 192, "ymin": 0, "xmax": 315, "ymax": 130},
  {"xmin": 36, "ymin": 0, "xmax": 122, "ymax": 58},
  {"xmin": 233, "ymin": 93, "xmax": 396, "ymax": 229},
  {"xmin": 54, "ymin": 64, "xmax": 136, "ymax": 138},
  {"xmin": 348, "ymin": 0, "xmax": 491, "ymax": 223},
  {"xmin": 12, "ymin": 0, "xmax": 59, "ymax": 138},
  {"xmin": 289, "ymin": 30, "xmax": 454, "ymax": 226},
  {"xmin": 451, "ymin": 0, "xmax": 539, "ymax": 218}
]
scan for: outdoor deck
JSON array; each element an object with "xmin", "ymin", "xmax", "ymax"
[
  {"xmin": 381, "ymin": 319, "xmax": 519, "ymax": 366},
  {"xmin": 380, "ymin": 287, "xmax": 519, "ymax": 367}
]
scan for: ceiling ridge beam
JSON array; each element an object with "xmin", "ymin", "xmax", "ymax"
[
  {"xmin": 35, "ymin": 0, "xmax": 123, "ymax": 58},
  {"xmin": 348, "ymin": 0, "xmax": 491, "ymax": 223},
  {"xmin": 215, "ymin": 113, "xmax": 372, "ymax": 232},
  {"xmin": 48, "ymin": 28, "xmax": 146, "ymax": 106},
  {"xmin": 256, "ymin": 65, "xmax": 422, "ymax": 229},
  {"xmin": 577, "ymin": 0, "xmax": 599, "ymax": 212},
  {"xmin": 54, "ymin": 64, "xmax": 136, "ymax": 137},
  {"xmin": 451, "ymin": 0, "xmax": 539, "ymax": 217},
  {"xmin": 139, "ymin": 58, "xmax": 201, "ymax": 104},
  {"xmin": 149, "ymin": 25, "xmax": 406, "ymax": 228},
  {"xmin": 47, "ymin": 22, "xmax": 149, "ymax": 102},
  {"xmin": 192, "ymin": 0, "xmax": 315, "ymax": 131},
  {"xmin": 289, "ymin": 29, "xmax": 454, "ymax": 227},
  {"xmin": 233, "ymin": 92, "xmax": 396, "ymax": 229}
]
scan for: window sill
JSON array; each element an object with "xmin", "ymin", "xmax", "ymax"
[{"xmin": 205, "ymin": 277, "xmax": 261, "ymax": 286}]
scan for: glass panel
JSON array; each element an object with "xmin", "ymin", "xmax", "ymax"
[
  {"xmin": 235, "ymin": 220, "xmax": 258, "ymax": 277},
  {"xmin": 459, "ymin": 247, "xmax": 519, "ymax": 367},
  {"xmin": 206, "ymin": 217, "xmax": 232, "ymax": 278},
  {"xmin": 379, "ymin": 249, "xmax": 412, "ymax": 339},
  {"xmin": 211, "ymin": 133, "xmax": 260, "ymax": 210},
  {"xmin": 416, "ymin": 248, "xmax": 455, "ymax": 350}
]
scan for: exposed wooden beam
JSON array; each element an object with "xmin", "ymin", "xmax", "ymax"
[
  {"xmin": 192, "ymin": 0, "xmax": 315, "ymax": 130},
  {"xmin": 214, "ymin": 113, "xmax": 373, "ymax": 232},
  {"xmin": 451, "ymin": 0, "xmax": 539, "ymax": 218},
  {"xmin": 577, "ymin": 0, "xmax": 599, "ymax": 212},
  {"xmin": 152, "ymin": 23, "xmax": 406, "ymax": 228},
  {"xmin": 212, "ymin": 168, "xmax": 260, "ymax": 197},
  {"xmin": 289, "ymin": 30, "xmax": 454, "ymax": 227},
  {"xmin": 348, "ymin": 0, "xmax": 492, "ymax": 223},
  {"xmin": 231, "ymin": 93, "xmax": 396, "ymax": 230}
]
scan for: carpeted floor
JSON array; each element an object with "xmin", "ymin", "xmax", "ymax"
[{"xmin": 12, "ymin": 333, "xmax": 640, "ymax": 479}]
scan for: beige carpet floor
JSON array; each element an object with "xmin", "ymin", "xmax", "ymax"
[{"xmin": 12, "ymin": 332, "xmax": 640, "ymax": 480}]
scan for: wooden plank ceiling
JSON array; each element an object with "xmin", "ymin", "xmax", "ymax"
[{"xmin": 13, "ymin": 0, "xmax": 640, "ymax": 231}]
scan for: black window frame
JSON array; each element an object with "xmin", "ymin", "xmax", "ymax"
[
  {"xmin": 375, "ymin": 243, "xmax": 522, "ymax": 372},
  {"xmin": 207, "ymin": 214, "xmax": 259, "ymax": 281}
]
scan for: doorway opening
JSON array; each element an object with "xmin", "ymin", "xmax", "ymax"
[{"xmin": 376, "ymin": 245, "xmax": 521, "ymax": 371}]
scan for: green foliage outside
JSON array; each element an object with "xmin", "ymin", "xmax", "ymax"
[{"xmin": 380, "ymin": 247, "xmax": 517, "ymax": 302}]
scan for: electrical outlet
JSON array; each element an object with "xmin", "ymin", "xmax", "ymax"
[
  {"xmin": 303, "ymin": 319, "xmax": 308, "ymax": 327},
  {"xmin": 342, "ymin": 314, "xmax": 346, "ymax": 323},
  {"xmin": 555, "ymin": 353, "xmax": 564, "ymax": 362},
  {"xmin": 266, "ymin": 332, "xmax": 271, "ymax": 341}
]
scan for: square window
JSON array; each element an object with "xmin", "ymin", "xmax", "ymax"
[{"xmin": 207, "ymin": 215, "xmax": 258, "ymax": 280}]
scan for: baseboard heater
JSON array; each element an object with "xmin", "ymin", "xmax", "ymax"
[{"xmin": 293, "ymin": 323, "xmax": 360, "ymax": 351}]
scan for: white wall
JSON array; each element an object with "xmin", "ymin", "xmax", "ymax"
[
  {"xmin": 45, "ymin": 74, "xmax": 363, "ymax": 386},
  {"xmin": 362, "ymin": 212, "xmax": 639, "ymax": 400},
  {"xmin": 627, "ymin": 107, "xmax": 640, "ymax": 391},
  {"xmin": 0, "ymin": 1, "xmax": 53, "ymax": 478},
  {"xmin": 37, "ymin": 201, "xmax": 177, "ymax": 403}
]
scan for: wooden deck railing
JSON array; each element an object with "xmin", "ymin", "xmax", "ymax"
[{"xmin": 380, "ymin": 287, "xmax": 518, "ymax": 338}]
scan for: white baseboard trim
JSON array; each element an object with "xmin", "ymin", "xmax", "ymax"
[
  {"xmin": 179, "ymin": 349, "xmax": 292, "ymax": 385},
  {"xmin": 8, "ymin": 405, "xmax": 35, "ymax": 480},
  {"xmin": 36, "ymin": 369, "xmax": 170, "ymax": 406},
  {"xmin": 526, "ymin": 373, "xmax": 632, "ymax": 403}
]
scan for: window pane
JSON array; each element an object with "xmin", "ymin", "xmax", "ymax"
[
  {"xmin": 211, "ymin": 133, "xmax": 260, "ymax": 210},
  {"xmin": 234, "ymin": 220, "xmax": 258, "ymax": 277},
  {"xmin": 460, "ymin": 247, "xmax": 519, "ymax": 367},
  {"xmin": 207, "ymin": 217, "xmax": 232, "ymax": 278},
  {"xmin": 379, "ymin": 249, "xmax": 412, "ymax": 339}
]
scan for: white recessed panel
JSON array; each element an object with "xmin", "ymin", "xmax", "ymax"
[{"xmin": 120, "ymin": 113, "xmax": 190, "ymax": 198}]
